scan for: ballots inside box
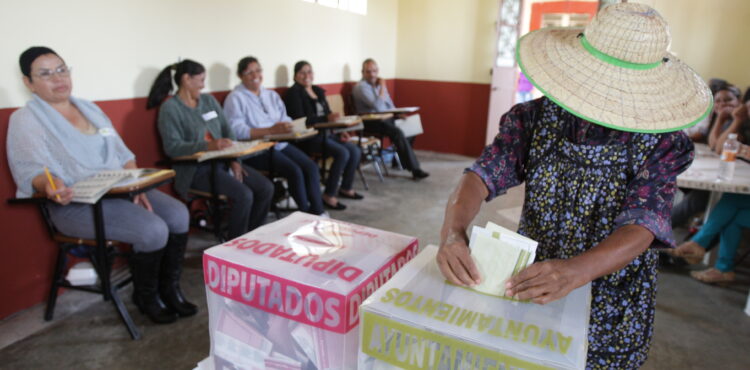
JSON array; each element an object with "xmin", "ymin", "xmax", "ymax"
[{"xmin": 204, "ymin": 211, "xmax": 419, "ymax": 369}]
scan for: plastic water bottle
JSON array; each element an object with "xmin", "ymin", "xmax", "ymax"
[{"xmin": 718, "ymin": 133, "xmax": 739, "ymax": 181}]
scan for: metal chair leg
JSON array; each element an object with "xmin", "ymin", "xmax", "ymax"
[
  {"xmin": 358, "ymin": 166, "xmax": 369, "ymax": 190},
  {"xmin": 44, "ymin": 247, "xmax": 68, "ymax": 321},
  {"xmin": 109, "ymin": 285, "xmax": 142, "ymax": 340}
]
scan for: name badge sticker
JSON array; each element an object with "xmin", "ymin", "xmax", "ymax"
[
  {"xmin": 98, "ymin": 127, "xmax": 115, "ymax": 137},
  {"xmin": 202, "ymin": 111, "xmax": 218, "ymax": 121}
]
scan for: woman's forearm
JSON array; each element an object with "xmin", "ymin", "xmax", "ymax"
[
  {"xmin": 440, "ymin": 172, "xmax": 488, "ymax": 243},
  {"xmin": 566, "ymin": 224, "xmax": 654, "ymax": 284}
]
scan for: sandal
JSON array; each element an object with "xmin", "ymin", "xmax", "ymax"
[
  {"xmin": 338, "ymin": 190, "xmax": 364, "ymax": 200},
  {"xmin": 690, "ymin": 268, "xmax": 735, "ymax": 285},
  {"xmin": 667, "ymin": 241, "xmax": 706, "ymax": 265}
]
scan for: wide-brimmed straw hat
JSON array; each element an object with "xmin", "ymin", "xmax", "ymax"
[{"xmin": 516, "ymin": 2, "xmax": 712, "ymax": 133}]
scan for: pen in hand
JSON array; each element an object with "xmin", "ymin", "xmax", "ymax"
[{"xmin": 43, "ymin": 166, "xmax": 61, "ymax": 201}]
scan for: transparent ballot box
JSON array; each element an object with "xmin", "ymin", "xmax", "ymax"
[
  {"xmin": 359, "ymin": 245, "xmax": 591, "ymax": 370},
  {"xmin": 203, "ymin": 212, "xmax": 418, "ymax": 369}
]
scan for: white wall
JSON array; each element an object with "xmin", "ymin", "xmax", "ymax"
[
  {"xmin": 0, "ymin": 0, "xmax": 398, "ymax": 108},
  {"xmin": 395, "ymin": 0, "xmax": 499, "ymax": 84}
]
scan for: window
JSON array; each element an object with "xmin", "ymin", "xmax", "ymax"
[{"xmin": 303, "ymin": 0, "xmax": 367, "ymax": 15}]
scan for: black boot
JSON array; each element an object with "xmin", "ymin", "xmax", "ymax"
[
  {"xmin": 130, "ymin": 250, "xmax": 178, "ymax": 324},
  {"xmin": 159, "ymin": 233, "xmax": 198, "ymax": 317}
]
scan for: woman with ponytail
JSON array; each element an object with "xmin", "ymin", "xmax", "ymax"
[{"xmin": 148, "ymin": 59, "xmax": 273, "ymax": 240}]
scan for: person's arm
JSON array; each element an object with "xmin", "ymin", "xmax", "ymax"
[
  {"xmin": 352, "ymin": 82, "xmax": 384, "ymax": 113},
  {"xmin": 708, "ymin": 109, "xmax": 732, "ymax": 151},
  {"xmin": 437, "ymin": 101, "xmax": 533, "ymax": 286},
  {"xmin": 437, "ymin": 172, "xmax": 488, "ymax": 285},
  {"xmin": 284, "ymin": 86, "xmax": 309, "ymax": 121},
  {"xmin": 157, "ymin": 105, "xmax": 209, "ymax": 158},
  {"xmin": 506, "ymin": 225, "xmax": 653, "ymax": 304},
  {"xmin": 273, "ymin": 91, "xmax": 292, "ymax": 123},
  {"xmin": 224, "ymin": 92, "xmax": 253, "ymax": 140},
  {"xmin": 715, "ymin": 104, "xmax": 748, "ymax": 150}
]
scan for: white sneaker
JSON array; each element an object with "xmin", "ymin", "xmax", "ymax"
[{"xmin": 319, "ymin": 211, "xmax": 331, "ymax": 219}]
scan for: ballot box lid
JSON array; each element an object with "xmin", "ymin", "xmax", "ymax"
[{"xmin": 205, "ymin": 212, "xmax": 417, "ymax": 293}]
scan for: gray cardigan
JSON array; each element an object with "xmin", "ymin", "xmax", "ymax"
[{"xmin": 157, "ymin": 94, "xmax": 236, "ymax": 198}]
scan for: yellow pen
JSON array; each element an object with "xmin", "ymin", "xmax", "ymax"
[{"xmin": 43, "ymin": 167, "xmax": 61, "ymax": 201}]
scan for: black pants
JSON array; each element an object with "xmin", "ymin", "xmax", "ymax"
[
  {"xmin": 364, "ymin": 118, "xmax": 421, "ymax": 172},
  {"xmin": 191, "ymin": 163, "xmax": 273, "ymax": 239}
]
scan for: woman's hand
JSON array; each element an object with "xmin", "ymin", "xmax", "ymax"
[
  {"xmin": 327, "ymin": 112, "xmax": 341, "ymax": 122},
  {"xmin": 229, "ymin": 161, "xmax": 247, "ymax": 182},
  {"xmin": 132, "ymin": 193, "xmax": 153, "ymax": 212},
  {"xmin": 45, "ymin": 178, "xmax": 74, "ymax": 205},
  {"xmin": 272, "ymin": 122, "xmax": 293, "ymax": 134},
  {"xmin": 732, "ymin": 104, "xmax": 748, "ymax": 123},
  {"xmin": 207, "ymin": 138, "xmax": 234, "ymax": 151},
  {"xmin": 505, "ymin": 259, "xmax": 581, "ymax": 305},
  {"xmin": 339, "ymin": 131, "xmax": 352, "ymax": 141},
  {"xmin": 437, "ymin": 229, "xmax": 481, "ymax": 286}
]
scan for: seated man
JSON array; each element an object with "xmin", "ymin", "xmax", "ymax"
[{"xmin": 352, "ymin": 58, "xmax": 429, "ymax": 179}]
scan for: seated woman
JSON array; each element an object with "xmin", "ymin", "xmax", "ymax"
[
  {"xmin": 670, "ymin": 98, "xmax": 750, "ymax": 283},
  {"xmin": 284, "ymin": 60, "xmax": 364, "ymax": 209},
  {"xmin": 223, "ymin": 56, "xmax": 325, "ymax": 215},
  {"xmin": 147, "ymin": 59, "xmax": 273, "ymax": 239},
  {"xmin": 707, "ymin": 85, "xmax": 744, "ymax": 153},
  {"xmin": 7, "ymin": 47, "xmax": 194, "ymax": 324}
]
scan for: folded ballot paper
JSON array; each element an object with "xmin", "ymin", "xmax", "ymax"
[{"xmin": 470, "ymin": 222, "xmax": 537, "ymax": 297}]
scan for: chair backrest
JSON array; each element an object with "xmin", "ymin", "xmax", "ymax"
[{"xmin": 326, "ymin": 94, "xmax": 345, "ymax": 116}]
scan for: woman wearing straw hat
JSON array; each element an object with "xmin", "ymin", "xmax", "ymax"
[{"xmin": 437, "ymin": 3, "xmax": 710, "ymax": 368}]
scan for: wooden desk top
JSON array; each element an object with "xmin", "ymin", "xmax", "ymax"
[
  {"xmin": 677, "ymin": 143, "xmax": 750, "ymax": 194},
  {"xmin": 263, "ymin": 130, "xmax": 318, "ymax": 142},
  {"xmin": 381, "ymin": 107, "xmax": 419, "ymax": 114},
  {"xmin": 313, "ymin": 117, "xmax": 363, "ymax": 129},
  {"xmin": 174, "ymin": 141, "xmax": 275, "ymax": 162},
  {"xmin": 109, "ymin": 169, "xmax": 175, "ymax": 194},
  {"xmin": 359, "ymin": 113, "xmax": 394, "ymax": 121}
]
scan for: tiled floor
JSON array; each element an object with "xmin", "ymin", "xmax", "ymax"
[{"xmin": 1, "ymin": 151, "xmax": 748, "ymax": 369}]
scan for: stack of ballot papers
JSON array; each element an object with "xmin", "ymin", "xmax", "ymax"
[
  {"xmin": 196, "ymin": 140, "xmax": 264, "ymax": 162},
  {"xmin": 469, "ymin": 221, "xmax": 538, "ymax": 297}
]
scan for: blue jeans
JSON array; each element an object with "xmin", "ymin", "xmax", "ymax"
[
  {"xmin": 243, "ymin": 145, "xmax": 324, "ymax": 215},
  {"xmin": 48, "ymin": 189, "xmax": 189, "ymax": 253},
  {"xmin": 297, "ymin": 135, "xmax": 361, "ymax": 196},
  {"xmin": 692, "ymin": 193, "xmax": 750, "ymax": 272},
  {"xmin": 191, "ymin": 162, "xmax": 273, "ymax": 239}
]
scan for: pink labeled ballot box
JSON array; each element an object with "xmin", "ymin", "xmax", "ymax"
[{"xmin": 203, "ymin": 212, "xmax": 418, "ymax": 369}]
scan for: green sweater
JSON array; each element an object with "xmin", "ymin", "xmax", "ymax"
[{"xmin": 157, "ymin": 94, "xmax": 236, "ymax": 198}]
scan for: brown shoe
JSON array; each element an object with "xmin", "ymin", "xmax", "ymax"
[
  {"xmin": 690, "ymin": 268, "xmax": 735, "ymax": 284},
  {"xmin": 668, "ymin": 241, "xmax": 706, "ymax": 264}
]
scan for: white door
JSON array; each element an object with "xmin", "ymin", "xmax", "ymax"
[{"xmin": 485, "ymin": 0, "xmax": 522, "ymax": 145}]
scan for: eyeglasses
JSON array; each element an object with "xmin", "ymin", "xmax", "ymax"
[
  {"xmin": 33, "ymin": 66, "xmax": 71, "ymax": 80},
  {"xmin": 242, "ymin": 68, "xmax": 263, "ymax": 76}
]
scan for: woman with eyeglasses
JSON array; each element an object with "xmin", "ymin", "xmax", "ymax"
[
  {"xmin": 147, "ymin": 59, "xmax": 274, "ymax": 239},
  {"xmin": 223, "ymin": 56, "xmax": 326, "ymax": 215},
  {"xmin": 284, "ymin": 60, "xmax": 364, "ymax": 209},
  {"xmin": 7, "ymin": 46, "xmax": 193, "ymax": 324}
]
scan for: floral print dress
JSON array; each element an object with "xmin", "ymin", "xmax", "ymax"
[{"xmin": 469, "ymin": 98, "xmax": 693, "ymax": 369}]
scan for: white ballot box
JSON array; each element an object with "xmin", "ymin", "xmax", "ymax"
[
  {"xmin": 359, "ymin": 245, "xmax": 591, "ymax": 370},
  {"xmin": 203, "ymin": 212, "xmax": 418, "ymax": 370}
]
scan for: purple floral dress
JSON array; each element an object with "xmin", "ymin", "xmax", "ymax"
[{"xmin": 469, "ymin": 98, "xmax": 693, "ymax": 369}]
